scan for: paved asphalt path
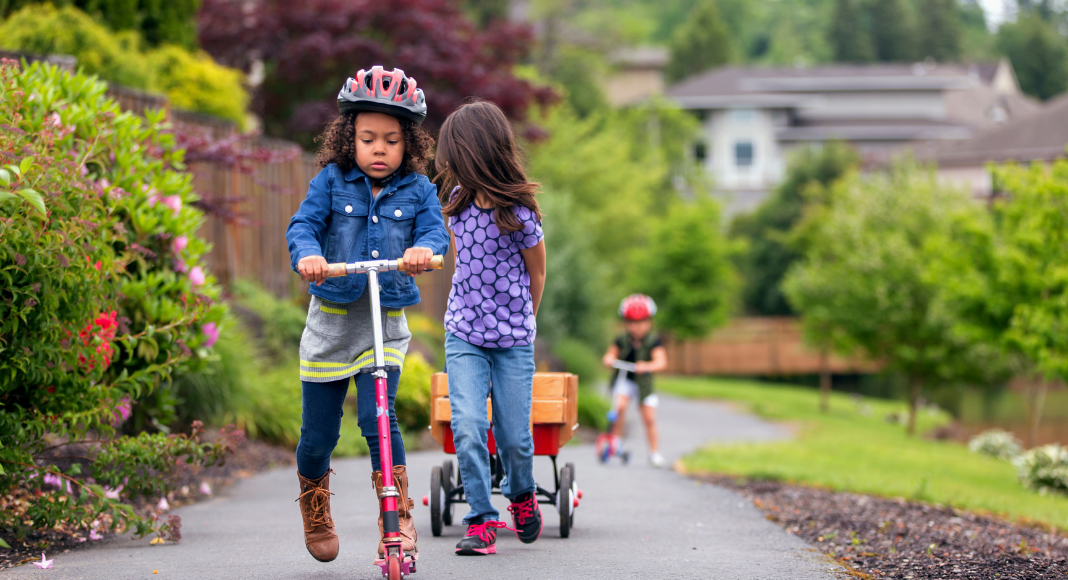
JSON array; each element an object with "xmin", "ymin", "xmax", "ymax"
[{"xmin": 7, "ymin": 395, "xmax": 841, "ymax": 579}]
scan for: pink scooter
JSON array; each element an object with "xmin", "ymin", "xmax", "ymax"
[{"xmin": 326, "ymin": 255, "xmax": 443, "ymax": 580}]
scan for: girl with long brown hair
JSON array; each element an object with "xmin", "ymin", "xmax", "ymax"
[{"xmin": 436, "ymin": 100, "xmax": 547, "ymax": 556}]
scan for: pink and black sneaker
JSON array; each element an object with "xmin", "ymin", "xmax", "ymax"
[
  {"xmin": 455, "ymin": 520, "xmax": 509, "ymax": 555},
  {"xmin": 507, "ymin": 492, "xmax": 542, "ymax": 544}
]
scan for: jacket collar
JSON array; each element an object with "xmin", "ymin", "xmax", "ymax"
[{"xmin": 341, "ymin": 165, "xmax": 418, "ymax": 189}]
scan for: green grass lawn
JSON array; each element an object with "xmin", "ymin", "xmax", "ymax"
[{"xmin": 660, "ymin": 376, "xmax": 1068, "ymax": 529}]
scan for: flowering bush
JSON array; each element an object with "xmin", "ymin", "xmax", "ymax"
[
  {"xmin": 0, "ymin": 59, "xmax": 231, "ymax": 545},
  {"xmin": 967, "ymin": 428, "xmax": 1023, "ymax": 461},
  {"xmin": 1014, "ymin": 444, "xmax": 1068, "ymax": 496}
]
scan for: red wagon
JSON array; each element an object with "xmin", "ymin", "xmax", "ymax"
[{"xmin": 422, "ymin": 372, "xmax": 582, "ymax": 537}]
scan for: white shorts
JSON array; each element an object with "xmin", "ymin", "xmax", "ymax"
[{"xmin": 611, "ymin": 377, "xmax": 659, "ymax": 408}]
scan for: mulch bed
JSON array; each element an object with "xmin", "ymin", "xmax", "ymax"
[
  {"xmin": 701, "ymin": 475, "xmax": 1068, "ymax": 580},
  {"xmin": 0, "ymin": 432, "xmax": 294, "ymax": 569}
]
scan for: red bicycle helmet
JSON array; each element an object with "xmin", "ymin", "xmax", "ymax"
[
  {"xmin": 619, "ymin": 294, "xmax": 657, "ymax": 321},
  {"xmin": 337, "ymin": 66, "xmax": 427, "ymax": 125}
]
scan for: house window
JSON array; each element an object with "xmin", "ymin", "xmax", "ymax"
[
  {"xmin": 735, "ymin": 140, "xmax": 754, "ymax": 168},
  {"xmin": 693, "ymin": 141, "xmax": 707, "ymax": 163},
  {"xmin": 729, "ymin": 108, "xmax": 756, "ymax": 124}
]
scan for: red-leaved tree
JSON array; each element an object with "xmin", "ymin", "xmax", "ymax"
[{"xmin": 198, "ymin": 0, "xmax": 555, "ymax": 145}]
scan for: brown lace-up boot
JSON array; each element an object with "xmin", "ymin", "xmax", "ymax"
[
  {"xmin": 296, "ymin": 469, "xmax": 339, "ymax": 562},
  {"xmin": 372, "ymin": 466, "xmax": 418, "ymax": 558}
]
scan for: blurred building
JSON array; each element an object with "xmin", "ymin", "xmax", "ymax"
[
  {"xmin": 665, "ymin": 60, "xmax": 1038, "ymax": 215},
  {"xmin": 603, "ymin": 47, "xmax": 670, "ymax": 106},
  {"xmin": 921, "ymin": 94, "xmax": 1068, "ymax": 198}
]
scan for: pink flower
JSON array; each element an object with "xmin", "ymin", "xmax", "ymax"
[
  {"xmin": 32, "ymin": 553, "xmax": 53, "ymax": 569},
  {"xmin": 201, "ymin": 322, "xmax": 219, "ymax": 349},
  {"xmin": 172, "ymin": 235, "xmax": 189, "ymax": 254},
  {"xmin": 161, "ymin": 195, "xmax": 182, "ymax": 215},
  {"xmin": 174, "ymin": 259, "xmax": 188, "ymax": 274},
  {"xmin": 157, "ymin": 497, "xmax": 170, "ymax": 511},
  {"xmin": 75, "ymin": 537, "xmax": 86, "ymax": 543},
  {"xmin": 104, "ymin": 484, "xmax": 123, "ymax": 499},
  {"xmin": 199, "ymin": 481, "xmax": 212, "ymax": 496},
  {"xmin": 49, "ymin": 112, "xmax": 61, "ymax": 127},
  {"xmin": 42, "ymin": 473, "xmax": 62, "ymax": 488},
  {"xmin": 112, "ymin": 396, "xmax": 131, "ymax": 427},
  {"xmin": 189, "ymin": 266, "xmax": 205, "ymax": 287},
  {"xmin": 89, "ymin": 529, "xmax": 103, "ymax": 541}
]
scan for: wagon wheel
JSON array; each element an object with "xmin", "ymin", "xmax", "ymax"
[
  {"xmin": 557, "ymin": 465, "xmax": 572, "ymax": 538},
  {"xmin": 430, "ymin": 466, "xmax": 443, "ymax": 537},
  {"xmin": 441, "ymin": 460, "xmax": 455, "ymax": 526},
  {"xmin": 565, "ymin": 462, "xmax": 576, "ymax": 528}
]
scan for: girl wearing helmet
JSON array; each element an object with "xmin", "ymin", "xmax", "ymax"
[
  {"xmin": 602, "ymin": 294, "xmax": 669, "ymax": 467},
  {"xmin": 286, "ymin": 66, "xmax": 448, "ymax": 563}
]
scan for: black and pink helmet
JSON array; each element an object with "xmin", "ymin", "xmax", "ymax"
[{"xmin": 337, "ymin": 66, "xmax": 427, "ymax": 125}]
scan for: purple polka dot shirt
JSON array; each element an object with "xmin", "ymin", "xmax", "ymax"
[{"xmin": 445, "ymin": 196, "xmax": 543, "ymax": 348}]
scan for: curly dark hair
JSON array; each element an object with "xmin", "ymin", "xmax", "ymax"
[{"xmin": 314, "ymin": 111, "xmax": 434, "ymax": 175}]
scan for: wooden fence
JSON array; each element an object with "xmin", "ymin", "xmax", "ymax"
[{"xmin": 664, "ymin": 317, "xmax": 878, "ymax": 376}]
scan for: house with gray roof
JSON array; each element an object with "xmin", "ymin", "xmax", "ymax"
[{"xmin": 665, "ymin": 59, "xmax": 1037, "ymax": 215}]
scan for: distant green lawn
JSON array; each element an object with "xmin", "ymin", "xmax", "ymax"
[{"xmin": 661, "ymin": 376, "xmax": 1068, "ymax": 529}]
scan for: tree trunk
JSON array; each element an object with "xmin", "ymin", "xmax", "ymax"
[
  {"xmin": 1026, "ymin": 379, "xmax": 1049, "ymax": 448},
  {"xmin": 819, "ymin": 350, "xmax": 832, "ymax": 413},
  {"xmin": 907, "ymin": 378, "xmax": 920, "ymax": 435}
]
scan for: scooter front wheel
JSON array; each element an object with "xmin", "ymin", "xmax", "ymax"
[{"xmin": 387, "ymin": 554, "xmax": 402, "ymax": 580}]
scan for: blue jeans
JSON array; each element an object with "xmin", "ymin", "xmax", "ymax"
[
  {"xmin": 444, "ymin": 332, "xmax": 536, "ymax": 524},
  {"xmin": 295, "ymin": 371, "xmax": 405, "ymax": 479}
]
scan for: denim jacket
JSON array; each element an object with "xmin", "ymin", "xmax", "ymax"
[{"xmin": 286, "ymin": 164, "xmax": 450, "ymax": 308}]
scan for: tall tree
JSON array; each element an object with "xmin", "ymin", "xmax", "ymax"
[
  {"xmin": 731, "ymin": 142, "xmax": 859, "ymax": 316},
  {"xmin": 665, "ymin": 0, "xmax": 732, "ymax": 83},
  {"xmin": 829, "ymin": 0, "xmax": 872, "ymax": 62},
  {"xmin": 198, "ymin": 0, "xmax": 556, "ymax": 145},
  {"xmin": 997, "ymin": 14, "xmax": 1068, "ymax": 100},
  {"xmin": 870, "ymin": 0, "xmax": 914, "ymax": 61},
  {"xmin": 917, "ymin": 0, "xmax": 962, "ymax": 61},
  {"xmin": 784, "ymin": 162, "xmax": 996, "ymax": 435}
]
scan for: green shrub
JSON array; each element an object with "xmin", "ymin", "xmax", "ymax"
[
  {"xmin": 0, "ymin": 58, "xmax": 229, "ymax": 544},
  {"xmin": 231, "ymin": 279, "xmax": 307, "ymax": 362},
  {"xmin": 146, "ymin": 45, "xmax": 249, "ymax": 127},
  {"xmin": 1015, "ymin": 444, "xmax": 1068, "ymax": 496},
  {"xmin": 0, "ymin": 4, "xmax": 152, "ymax": 89},
  {"xmin": 1, "ymin": 0, "xmax": 201, "ymax": 49},
  {"xmin": 395, "ymin": 352, "xmax": 433, "ymax": 432},
  {"xmin": 968, "ymin": 428, "xmax": 1023, "ymax": 461},
  {"xmin": 0, "ymin": 4, "xmax": 249, "ymax": 125}
]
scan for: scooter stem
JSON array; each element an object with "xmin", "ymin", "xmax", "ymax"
[{"xmin": 367, "ymin": 269, "xmax": 400, "ymax": 533}]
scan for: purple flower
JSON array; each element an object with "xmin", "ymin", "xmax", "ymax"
[
  {"xmin": 198, "ymin": 481, "xmax": 212, "ymax": 496},
  {"xmin": 103, "ymin": 484, "xmax": 123, "ymax": 499},
  {"xmin": 89, "ymin": 529, "xmax": 103, "ymax": 541},
  {"xmin": 202, "ymin": 322, "xmax": 219, "ymax": 349},
  {"xmin": 157, "ymin": 497, "xmax": 170, "ymax": 511},
  {"xmin": 58, "ymin": 254, "xmax": 69, "ymax": 268},
  {"xmin": 15, "ymin": 253, "xmax": 26, "ymax": 266},
  {"xmin": 42, "ymin": 473, "xmax": 62, "ymax": 488},
  {"xmin": 189, "ymin": 266, "xmax": 206, "ymax": 287}
]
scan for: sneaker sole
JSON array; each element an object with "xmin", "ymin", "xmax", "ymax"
[
  {"xmin": 455, "ymin": 545, "xmax": 496, "ymax": 555},
  {"xmin": 515, "ymin": 519, "xmax": 543, "ymax": 544}
]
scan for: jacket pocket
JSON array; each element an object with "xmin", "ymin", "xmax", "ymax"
[{"xmin": 322, "ymin": 195, "xmax": 369, "ymax": 292}]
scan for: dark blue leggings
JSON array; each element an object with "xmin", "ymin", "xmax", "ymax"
[{"xmin": 295, "ymin": 371, "xmax": 405, "ymax": 479}]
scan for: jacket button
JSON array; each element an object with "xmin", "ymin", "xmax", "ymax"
[
  {"xmin": 371, "ymin": 250, "xmax": 379, "ymax": 258},
  {"xmin": 345, "ymin": 205, "xmax": 352, "ymax": 213},
  {"xmin": 372, "ymin": 215, "xmax": 379, "ymax": 223},
  {"xmin": 394, "ymin": 209, "xmax": 402, "ymax": 217}
]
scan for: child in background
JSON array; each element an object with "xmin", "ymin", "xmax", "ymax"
[
  {"xmin": 285, "ymin": 67, "xmax": 448, "ymax": 563},
  {"xmin": 435, "ymin": 101, "xmax": 547, "ymax": 556},
  {"xmin": 602, "ymin": 294, "xmax": 668, "ymax": 467}
]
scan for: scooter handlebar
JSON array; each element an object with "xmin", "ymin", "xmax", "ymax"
[{"xmin": 325, "ymin": 255, "xmax": 445, "ymax": 277}]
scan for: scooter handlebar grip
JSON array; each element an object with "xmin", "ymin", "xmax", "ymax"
[
  {"xmin": 396, "ymin": 255, "xmax": 445, "ymax": 271},
  {"xmin": 325, "ymin": 263, "xmax": 348, "ymax": 278}
]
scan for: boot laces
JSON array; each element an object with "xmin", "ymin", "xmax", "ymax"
[
  {"xmin": 296, "ymin": 475, "xmax": 334, "ymax": 527},
  {"xmin": 508, "ymin": 495, "xmax": 536, "ymax": 525},
  {"xmin": 465, "ymin": 521, "xmax": 512, "ymax": 542}
]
